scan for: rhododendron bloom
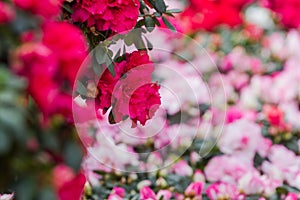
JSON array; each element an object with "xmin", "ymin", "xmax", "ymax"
[
  {"xmin": 172, "ymin": 160, "xmax": 193, "ymax": 176},
  {"xmin": 13, "ymin": 0, "xmax": 63, "ymax": 19},
  {"xmin": 218, "ymin": 119, "xmax": 262, "ymax": 158},
  {"xmin": 140, "ymin": 186, "xmax": 156, "ymax": 200},
  {"xmin": 72, "ymin": 0, "xmax": 139, "ymax": 33},
  {"xmin": 185, "ymin": 182, "xmax": 204, "ymax": 198},
  {"xmin": 12, "ymin": 22, "xmax": 87, "ymax": 121},
  {"xmin": 263, "ymin": 0, "xmax": 300, "ymax": 28},
  {"xmin": 96, "ymin": 51, "xmax": 161, "ymax": 126},
  {"xmin": 108, "ymin": 187, "xmax": 126, "ymax": 200},
  {"xmin": 0, "ymin": 2, "xmax": 15, "ymax": 24},
  {"xmin": 156, "ymin": 190, "xmax": 172, "ymax": 200},
  {"xmin": 206, "ymin": 182, "xmax": 240, "ymax": 200},
  {"xmin": 181, "ymin": 0, "xmax": 252, "ymax": 31}
]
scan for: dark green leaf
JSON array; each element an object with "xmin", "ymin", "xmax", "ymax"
[
  {"xmin": 276, "ymin": 187, "xmax": 288, "ymax": 195},
  {"xmin": 62, "ymin": 3, "xmax": 73, "ymax": 13},
  {"xmin": 145, "ymin": 16, "xmax": 155, "ymax": 32},
  {"xmin": 95, "ymin": 46, "xmax": 107, "ymax": 65},
  {"xmin": 148, "ymin": 0, "xmax": 167, "ymax": 13},
  {"xmin": 107, "ymin": 62, "xmax": 115, "ymax": 77},
  {"xmin": 108, "ymin": 110, "xmax": 116, "ymax": 124},
  {"xmin": 162, "ymin": 16, "xmax": 176, "ymax": 32}
]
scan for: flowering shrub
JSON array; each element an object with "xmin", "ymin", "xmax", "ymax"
[{"xmin": 0, "ymin": 0, "xmax": 300, "ymax": 199}]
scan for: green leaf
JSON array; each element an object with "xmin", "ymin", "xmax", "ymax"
[
  {"xmin": 166, "ymin": 9, "xmax": 182, "ymax": 13},
  {"xmin": 107, "ymin": 62, "xmax": 115, "ymax": 77},
  {"xmin": 62, "ymin": 3, "xmax": 73, "ymax": 13},
  {"xmin": 95, "ymin": 46, "xmax": 107, "ymax": 65},
  {"xmin": 148, "ymin": 0, "xmax": 167, "ymax": 13},
  {"xmin": 145, "ymin": 16, "xmax": 155, "ymax": 32},
  {"xmin": 276, "ymin": 187, "xmax": 288, "ymax": 195},
  {"xmin": 162, "ymin": 16, "xmax": 176, "ymax": 32},
  {"xmin": 76, "ymin": 81, "xmax": 87, "ymax": 96},
  {"xmin": 108, "ymin": 110, "xmax": 116, "ymax": 124}
]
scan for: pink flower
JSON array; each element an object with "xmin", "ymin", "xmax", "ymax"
[
  {"xmin": 13, "ymin": 0, "xmax": 63, "ymax": 19},
  {"xmin": 0, "ymin": 193, "xmax": 14, "ymax": 200},
  {"xmin": 52, "ymin": 164, "xmax": 76, "ymax": 191},
  {"xmin": 172, "ymin": 160, "xmax": 193, "ymax": 177},
  {"xmin": 263, "ymin": 104, "xmax": 284, "ymax": 126},
  {"xmin": 72, "ymin": 0, "xmax": 139, "ymax": 33},
  {"xmin": 185, "ymin": 182, "xmax": 204, "ymax": 198},
  {"xmin": 0, "ymin": 2, "xmax": 15, "ymax": 24},
  {"xmin": 58, "ymin": 173, "xmax": 86, "ymax": 200},
  {"xmin": 238, "ymin": 172, "xmax": 265, "ymax": 195},
  {"xmin": 193, "ymin": 170, "xmax": 206, "ymax": 183},
  {"xmin": 263, "ymin": 0, "xmax": 300, "ymax": 28},
  {"xmin": 140, "ymin": 186, "xmax": 156, "ymax": 200},
  {"xmin": 204, "ymin": 155, "xmax": 254, "ymax": 184},
  {"xmin": 52, "ymin": 164, "xmax": 86, "ymax": 200},
  {"xmin": 285, "ymin": 193, "xmax": 299, "ymax": 200},
  {"xmin": 108, "ymin": 187, "xmax": 126, "ymax": 200},
  {"xmin": 206, "ymin": 182, "xmax": 240, "ymax": 200},
  {"xmin": 226, "ymin": 106, "xmax": 243, "ymax": 123},
  {"xmin": 218, "ymin": 119, "xmax": 262, "ymax": 158},
  {"xmin": 156, "ymin": 190, "xmax": 172, "ymax": 200}
]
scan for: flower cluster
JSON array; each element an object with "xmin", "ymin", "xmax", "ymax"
[
  {"xmin": 181, "ymin": 0, "xmax": 253, "ymax": 31},
  {"xmin": 96, "ymin": 50, "xmax": 161, "ymax": 126},
  {"xmin": 13, "ymin": 0, "xmax": 63, "ymax": 19},
  {"xmin": 72, "ymin": 0, "xmax": 140, "ymax": 33},
  {"xmin": 81, "ymin": 2, "xmax": 300, "ymax": 199},
  {"xmin": 13, "ymin": 22, "xmax": 87, "ymax": 122},
  {"xmin": 262, "ymin": 0, "xmax": 300, "ymax": 28}
]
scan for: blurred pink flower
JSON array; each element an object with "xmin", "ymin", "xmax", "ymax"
[
  {"xmin": 218, "ymin": 119, "xmax": 263, "ymax": 158},
  {"xmin": 140, "ymin": 186, "xmax": 156, "ymax": 200},
  {"xmin": 13, "ymin": 0, "xmax": 62, "ymax": 19},
  {"xmin": 108, "ymin": 187, "xmax": 125, "ymax": 200},
  {"xmin": 263, "ymin": 0, "xmax": 300, "ymax": 28},
  {"xmin": 0, "ymin": 193, "xmax": 14, "ymax": 200},
  {"xmin": 156, "ymin": 190, "xmax": 172, "ymax": 200},
  {"xmin": 205, "ymin": 155, "xmax": 254, "ymax": 184},
  {"xmin": 185, "ymin": 182, "xmax": 204, "ymax": 198},
  {"xmin": 206, "ymin": 182, "xmax": 240, "ymax": 200},
  {"xmin": 0, "ymin": 2, "xmax": 15, "ymax": 24},
  {"xmin": 172, "ymin": 160, "xmax": 193, "ymax": 177}
]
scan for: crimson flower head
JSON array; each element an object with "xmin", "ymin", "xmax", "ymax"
[
  {"xmin": 96, "ymin": 50, "xmax": 161, "ymax": 127},
  {"xmin": 181, "ymin": 0, "xmax": 252, "ymax": 32},
  {"xmin": 72, "ymin": 0, "xmax": 140, "ymax": 33}
]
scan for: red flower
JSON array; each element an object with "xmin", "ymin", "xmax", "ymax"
[
  {"xmin": 181, "ymin": 0, "xmax": 252, "ymax": 31},
  {"xmin": 72, "ymin": 0, "xmax": 140, "ymax": 33},
  {"xmin": 128, "ymin": 83, "xmax": 161, "ymax": 126},
  {"xmin": 0, "ymin": 2, "xmax": 15, "ymax": 24},
  {"xmin": 52, "ymin": 164, "xmax": 86, "ymax": 200},
  {"xmin": 12, "ymin": 22, "xmax": 88, "ymax": 122},
  {"xmin": 96, "ymin": 51, "xmax": 161, "ymax": 126},
  {"xmin": 12, "ymin": 0, "xmax": 63, "ymax": 19},
  {"xmin": 263, "ymin": 0, "xmax": 300, "ymax": 28}
]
